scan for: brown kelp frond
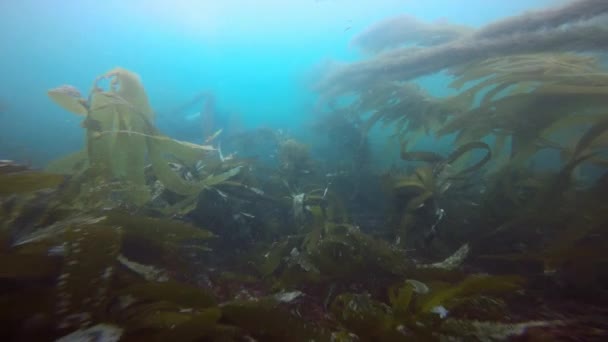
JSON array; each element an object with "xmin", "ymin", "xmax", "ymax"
[
  {"xmin": 46, "ymin": 68, "xmax": 243, "ymax": 208},
  {"xmin": 417, "ymin": 274, "xmax": 525, "ymax": 313},
  {"xmin": 358, "ymin": 81, "xmax": 453, "ymax": 139},
  {"xmin": 351, "ymin": 14, "xmax": 473, "ymax": 53},
  {"xmin": 92, "ymin": 67, "xmax": 154, "ymax": 121},
  {"xmin": 392, "ymin": 141, "xmax": 491, "ymax": 208},
  {"xmin": 401, "ymin": 141, "xmax": 492, "ymax": 179},
  {"xmin": 0, "ymin": 202, "xmax": 227, "ymax": 340},
  {"xmin": 387, "ymin": 142, "xmax": 491, "ymax": 247},
  {"xmin": 447, "ymin": 53, "xmax": 608, "ymax": 108},
  {"xmin": 538, "ymin": 118, "xmax": 608, "ymax": 201},
  {"xmin": 316, "ymin": 0, "xmax": 608, "ymax": 98},
  {"xmin": 474, "ymin": 0, "xmax": 608, "ymax": 40},
  {"xmin": 436, "ymin": 53, "xmax": 608, "ymax": 165}
]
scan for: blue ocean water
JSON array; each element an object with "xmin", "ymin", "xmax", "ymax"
[{"xmin": 0, "ymin": 0, "xmax": 559, "ymax": 166}]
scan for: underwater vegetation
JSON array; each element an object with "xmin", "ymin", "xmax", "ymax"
[
  {"xmin": 316, "ymin": 0, "xmax": 608, "ymax": 99},
  {"xmin": 351, "ymin": 14, "xmax": 474, "ymax": 53},
  {"xmin": 1, "ymin": 0, "xmax": 608, "ymax": 340}
]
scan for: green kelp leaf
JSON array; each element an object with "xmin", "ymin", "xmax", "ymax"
[
  {"xmin": 0, "ymin": 171, "xmax": 65, "ymax": 195},
  {"xmin": 256, "ymin": 238, "xmax": 302, "ymax": 277},
  {"xmin": 148, "ymin": 136, "xmax": 241, "ymax": 196},
  {"xmin": 11, "ymin": 214, "xmax": 106, "ymax": 253},
  {"xmin": 98, "ymin": 67, "xmax": 154, "ymax": 121},
  {"xmin": 419, "ymin": 274, "xmax": 525, "ymax": 313},
  {"xmin": 104, "ymin": 211, "xmax": 215, "ymax": 244},
  {"xmin": 87, "ymin": 91, "xmax": 151, "ymax": 204},
  {"xmin": 117, "ymin": 281, "xmax": 216, "ymax": 308},
  {"xmin": 83, "ymin": 68, "xmax": 160, "ymax": 206},
  {"xmin": 47, "ymin": 85, "xmax": 88, "ymax": 116},
  {"xmin": 86, "ymin": 93, "xmax": 133, "ymax": 179},
  {"xmin": 148, "ymin": 141, "xmax": 191, "ymax": 194},
  {"xmin": 158, "ymin": 135, "xmax": 216, "ymax": 160},
  {"xmin": 148, "ymin": 139, "xmax": 225, "ymax": 196},
  {"xmin": 201, "ymin": 166, "xmax": 243, "ymax": 187},
  {"xmin": 108, "ymin": 212, "xmax": 212, "ymax": 274},
  {"xmin": 158, "ymin": 194, "xmax": 199, "ymax": 217}
]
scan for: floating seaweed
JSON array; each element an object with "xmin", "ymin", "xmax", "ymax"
[{"xmin": 316, "ymin": 0, "xmax": 608, "ymax": 98}]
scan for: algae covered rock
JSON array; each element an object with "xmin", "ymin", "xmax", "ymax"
[{"xmin": 220, "ymin": 292, "xmax": 331, "ymax": 341}]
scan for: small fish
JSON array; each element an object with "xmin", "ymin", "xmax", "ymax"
[
  {"xmin": 322, "ymin": 185, "xmax": 330, "ymax": 200},
  {"xmin": 218, "ymin": 143, "xmax": 225, "ymax": 162},
  {"xmin": 240, "ymin": 212, "xmax": 255, "ymax": 219},
  {"xmin": 344, "ymin": 26, "xmax": 351, "ymax": 32},
  {"xmin": 168, "ymin": 162, "xmax": 184, "ymax": 172},
  {"xmin": 248, "ymin": 186, "xmax": 265, "ymax": 196},
  {"xmin": 431, "ymin": 305, "xmax": 449, "ymax": 319},
  {"xmin": 195, "ymin": 160, "xmax": 205, "ymax": 172},
  {"xmin": 223, "ymin": 153, "xmax": 236, "ymax": 161},
  {"xmin": 205, "ymin": 128, "xmax": 223, "ymax": 144},
  {"xmin": 183, "ymin": 171, "xmax": 194, "ymax": 182},
  {"xmin": 184, "ymin": 111, "xmax": 201, "ymax": 121},
  {"xmin": 326, "ymin": 171, "xmax": 347, "ymax": 177},
  {"xmin": 0, "ymin": 160, "xmax": 30, "ymax": 174},
  {"xmin": 47, "ymin": 244, "xmax": 66, "ymax": 256},
  {"xmin": 274, "ymin": 290, "xmax": 303, "ymax": 303},
  {"xmin": 215, "ymin": 188, "xmax": 228, "ymax": 200}
]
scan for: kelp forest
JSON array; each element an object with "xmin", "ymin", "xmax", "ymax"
[{"xmin": 1, "ymin": 0, "xmax": 608, "ymax": 341}]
